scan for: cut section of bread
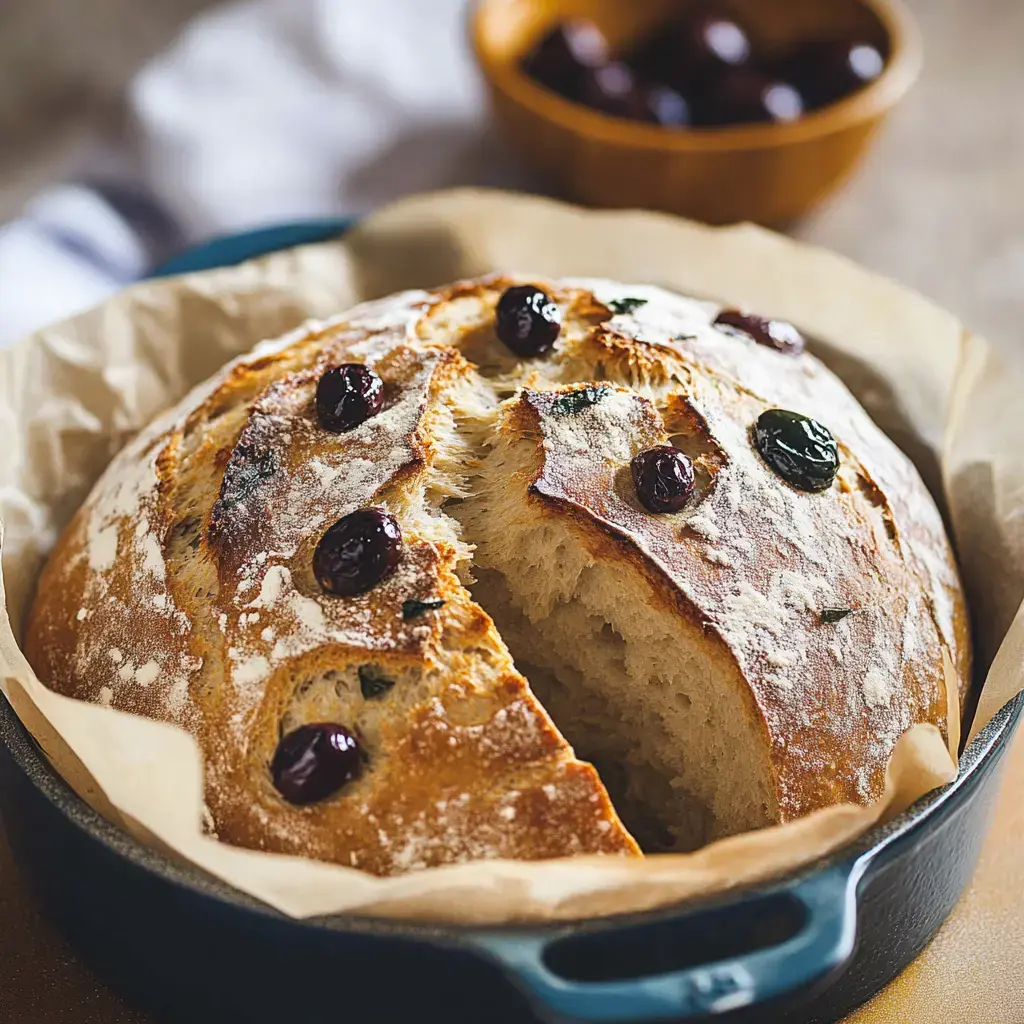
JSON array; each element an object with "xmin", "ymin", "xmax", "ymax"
[
  {"xmin": 452, "ymin": 385, "xmax": 777, "ymax": 851},
  {"xmin": 25, "ymin": 274, "xmax": 969, "ymax": 873},
  {"xmin": 453, "ymin": 373, "xmax": 956, "ymax": 850}
]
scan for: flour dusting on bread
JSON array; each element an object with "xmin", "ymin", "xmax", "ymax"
[{"xmin": 25, "ymin": 274, "xmax": 969, "ymax": 872}]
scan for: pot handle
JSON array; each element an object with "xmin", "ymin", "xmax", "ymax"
[{"xmin": 471, "ymin": 862, "xmax": 862, "ymax": 1023}]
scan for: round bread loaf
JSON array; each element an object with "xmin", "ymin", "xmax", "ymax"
[{"xmin": 25, "ymin": 275, "xmax": 970, "ymax": 871}]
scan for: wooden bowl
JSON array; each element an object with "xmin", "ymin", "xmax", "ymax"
[{"xmin": 470, "ymin": 0, "xmax": 922, "ymax": 226}]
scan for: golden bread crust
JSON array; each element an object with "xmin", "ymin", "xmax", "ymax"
[{"xmin": 25, "ymin": 273, "xmax": 969, "ymax": 868}]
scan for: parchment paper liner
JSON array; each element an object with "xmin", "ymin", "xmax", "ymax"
[{"xmin": 1, "ymin": 189, "xmax": 1021, "ymax": 925}]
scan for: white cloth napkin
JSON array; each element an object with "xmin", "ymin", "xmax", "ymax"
[{"xmin": 0, "ymin": 0, "xmax": 534, "ymax": 349}]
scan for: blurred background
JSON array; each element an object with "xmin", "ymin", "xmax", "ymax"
[{"xmin": 0, "ymin": 0, "xmax": 1020, "ymax": 352}]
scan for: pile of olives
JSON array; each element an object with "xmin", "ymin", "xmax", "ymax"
[{"xmin": 523, "ymin": 4, "xmax": 888, "ymax": 129}]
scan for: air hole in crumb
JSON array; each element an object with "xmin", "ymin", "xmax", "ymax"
[
  {"xmin": 167, "ymin": 514, "xmax": 203, "ymax": 557},
  {"xmin": 453, "ymin": 323, "xmax": 525, "ymax": 378},
  {"xmin": 291, "ymin": 678, "xmax": 314, "ymax": 699},
  {"xmin": 464, "ymin": 645, "xmax": 498, "ymax": 667},
  {"xmin": 169, "ymin": 515, "xmax": 200, "ymax": 539},
  {"xmin": 204, "ymin": 392, "xmax": 235, "ymax": 424}
]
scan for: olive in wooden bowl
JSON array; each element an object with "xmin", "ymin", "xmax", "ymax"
[{"xmin": 471, "ymin": 0, "xmax": 921, "ymax": 226}]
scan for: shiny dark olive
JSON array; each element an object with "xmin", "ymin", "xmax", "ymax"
[
  {"xmin": 271, "ymin": 723, "xmax": 362, "ymax": 805},
  {"xmin": 313, "ymin": 508, "xmax": 402, "ymax": 597},
  {"xmin": 787, "ymin": 38, "xmax": 886, "ymax": 109},
  {"xmin": 573, "ymin": 66, "xmax": 691, "ymax": 127},
  {"xmin": 495, "ymin": 285, "xmax": 562, "ymax": 357},
  {"xmin": 698, "ymin": 69, "xmax": 804, "ymax": 126},
  {"xmin": 644, "ymin": 85, "xmax": 692, "ymax": 127},
  {"xmin": 754, "ymin": 409, "xmax": 839, "ymax": 493},
  {"xmin": 578, "ymin": 62, "xmax": 651, "ymax": 120},
  {"xmin": 631, "ymin": 446, "xmax": 696, "ymax": 513},
  {"xmin": 714, "ymin": 310, "xmax": 805, "ymax": 355},
  {"xmin": 522, "ymin": 18, "xmax": 610, "ymax": 99},
  {"xmin": 316, "ymin": 363, "xmax": 384, "ymax": 433},
  {"xmin": 631, "ymin": 9, "xmax": 752, "ymax": 94}
]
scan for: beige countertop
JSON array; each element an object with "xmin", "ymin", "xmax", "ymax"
[{"xmin": 0, "ymin": 0, "xmax": 1021, "ymax": 1021}]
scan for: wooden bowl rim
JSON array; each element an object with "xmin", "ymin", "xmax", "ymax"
[{"xmin": 470, "ymin": 0, "xmax": 923, "ymax": 151}]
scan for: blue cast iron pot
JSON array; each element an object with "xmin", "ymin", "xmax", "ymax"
[{"xmin": 0, "ymin": 219, "xmax": 1018, "ymax": 1024}]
